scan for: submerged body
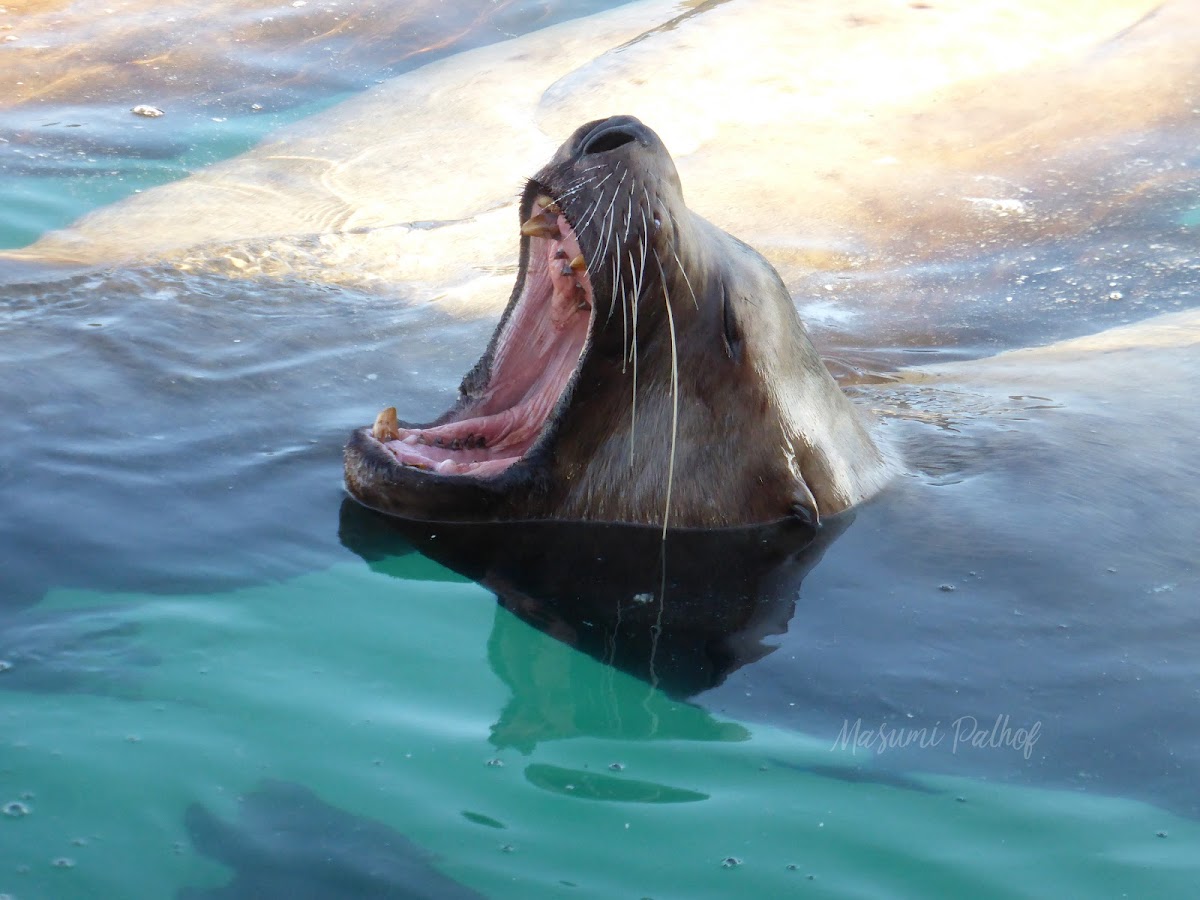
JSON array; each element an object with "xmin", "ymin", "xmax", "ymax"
[{"xmin": 344, "ymin": 117, "xmax": 887, "ymax": 527}]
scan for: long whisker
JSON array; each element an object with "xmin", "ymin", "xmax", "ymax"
[
  {"xmin": 554, "ymin": 174, "xmax": 598, "ymax": 204},
  {"xmin": 615, "ymin": 252, "xmax": 627, "ymax": 373},
  {"xmin": 592, "ymin": 168, "xmax": 626, "ymax": 282},
  {"xmin": 635, "ymin": 207, "xmax": 649, "ymax": 309},
  {"xmin": 622, "ymin": 177, "xmax": 636, "ymax": 246},
  {"xmin": 671, "ymin": 244, "xmax": 699, "ymax": 310},
  {"xmin": 628, "ymin": 245, "xmax": 641, "ymax": 467},
  {"xmin": 576, "ymin": 170, "xmax": 616, "ymax": 237},
  {"xmin": 654, "ymin": 255, "xmax": 680, "ymax": 539}
]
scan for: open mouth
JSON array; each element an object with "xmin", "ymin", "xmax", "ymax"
[{"xmin": 369, "ymin": 191, "xmax": 594, "ymax": 477}]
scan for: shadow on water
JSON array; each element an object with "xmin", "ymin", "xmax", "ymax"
[
  {"xmin": 340, "ymin": 502, "xmax": 841, "ymax": 700},
  {"xmin": 339, "ymin": 501, "xmax": 848, "ymax": 753},
  {"xmin": 337, "ymin": 502, "xmax": 979, "ymax": 798},
  {"xmin": 181, "ymin": 780, "xmax": 487, "ymax": 900}
]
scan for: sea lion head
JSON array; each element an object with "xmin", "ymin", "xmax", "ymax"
[{"xmin": 344, "ymin": 115, "xmax": 888, "ymax": 527}]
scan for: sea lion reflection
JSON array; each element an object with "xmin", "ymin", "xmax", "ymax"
[{"xmin": 339, "ymin": 501, "xmax": 848, "ymax": 746}]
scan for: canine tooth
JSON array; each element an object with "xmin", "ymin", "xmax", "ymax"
[
  {"xmin": 534, "ymin": 194, "xmax": 562, "ymax": 215},
  {"xmin": 521, "ymin": 215, "xmax": 562, "ymax": 239},
  {"xmin": 560, "ymin": 263, "xmax": 573, "ymax": 276},
  {"xmin": 569, "ymin": 254, "xmax": 585, "ymax": 270},
  {"xmin": 372, "ymin": 407, "xmax": 400, "ymax": 442}
]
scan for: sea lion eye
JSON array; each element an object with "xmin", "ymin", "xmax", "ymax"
[{"xmin": 721, "ymin": 284, "xmax": 743, "ymax": 363}]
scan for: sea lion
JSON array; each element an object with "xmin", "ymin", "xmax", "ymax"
[{"xmin": 344, "ymin": 116, "xmax": 888, "ymax": 528}]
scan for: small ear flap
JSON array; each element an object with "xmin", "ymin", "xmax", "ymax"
[
  {"xmin": 789, "ymin": 482, "xmax": 821, "ymax": 529},
  {"xmin": 721, "ymin": 284, "xmax": 744, "ymax": 363}
]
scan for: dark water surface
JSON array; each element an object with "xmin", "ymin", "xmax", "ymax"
[{"xmin": 4, "ymin": 3, "xmax": 1200, "ymax": 898}]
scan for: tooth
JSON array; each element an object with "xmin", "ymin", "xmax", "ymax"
[
  {"xmin": 534, "ymin": 194, "xmax": 562, "ymax": 215},
  {"xmin": 402, "ymin": 434, "xmax": 419, "ymax": 445},
  {"xmin": 569, "ymin": 254, "xmax": 585, "ymax": 270},
  {"xmin": 521, "ymin": 215, "xmax": 562, "ymax": 239},
  {"xmin": 560, "ymin": 263, "xmax": 573, "ymax": 276},
  {"xmin": 577, "ymin": 300, "xmax": 592, "ymax": 311},
  {"xmin": 372, "ymin": 407, "xmax": 400, "ymax": 442},
  {"xmin": 436, "ymin": 459, "xmax": 457, "ymax": 473}
]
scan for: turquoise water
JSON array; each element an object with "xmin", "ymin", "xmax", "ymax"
[
  {"xmin": 7, "ymin": 557, "xmax": 1200, "ymax": 898},
  {"xmin": 3, "ymin": 2, "xmax": 1200, "ymax": 898}
]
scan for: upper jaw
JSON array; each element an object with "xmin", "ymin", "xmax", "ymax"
[{"xmin": 349, "ymin": 179, "xmax": 597, "ymax": 491}]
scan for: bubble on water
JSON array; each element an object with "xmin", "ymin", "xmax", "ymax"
[
  {"xmin": 608, "ymin": 762, "xmax": 624, "ymax": 771},
  {"xmin": 3, "ymin": 801, "xmax": 30, "ymax": 817},
  {"xmin": 0, "ymin": 660, "xmax": 12, "ymax": 673},
  {"xmin": 51, "ymin": 857, "xmax": 75, "ymax": 868},
  {"xmin": 721, "ymin": 857, "xmax": 742, "ymax": 868},
  {"xmin": 130, "ymin": 105, "xmax": 164, "ymax": 118},
  {"xmin": 485, "ymin": 758, "xmax": 505, "ymax": 767}
]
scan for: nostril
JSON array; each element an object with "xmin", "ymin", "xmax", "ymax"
[{"xmin": 582, "ymin": 125, "xmax": 637, "ymax": 155}]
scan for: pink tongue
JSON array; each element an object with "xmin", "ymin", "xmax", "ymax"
[{"xmin": 379, "ymin": 211, "xmax": 594, "ymax": 478}]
